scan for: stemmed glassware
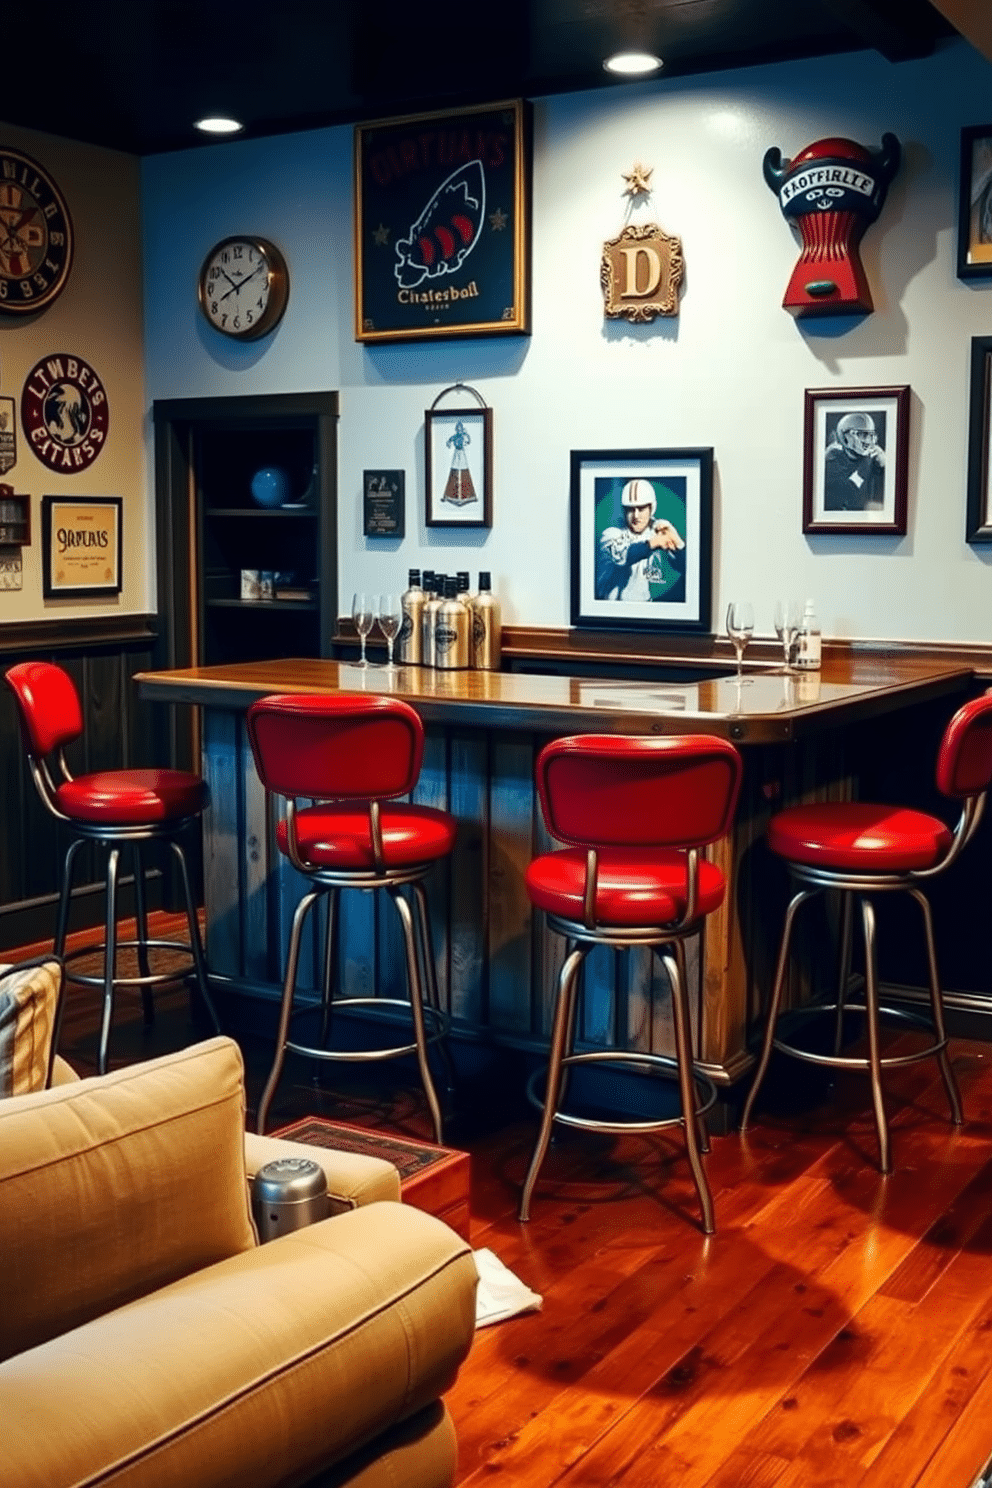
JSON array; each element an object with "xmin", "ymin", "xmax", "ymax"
[
  {"xmin": 726, "ymin": 601, "xmax": 755, "ymax": 681},
  {"xmin": 352, "ymin": 591, "xmax": 374, "ymax": 667},
  {"xmin": 773, "ymin": 599, "xmax": 803, "ymax": 673},
  {"xmin": 376, "ymin": 593, "xmax": 403, "ymax": 671}
]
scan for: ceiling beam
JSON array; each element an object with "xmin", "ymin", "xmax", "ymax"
[
  {"xmin": 926, "ymin": 0, "xmax": 992, "ymax": 61},
  {"xmin": 822, "ymin": 0, "xmax": 943, "ymax": 61}
]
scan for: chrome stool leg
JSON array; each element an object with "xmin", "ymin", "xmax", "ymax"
[
  {"xmin": 390, "ymin": 885, "xmax": 444, "ymax": 1145},
  {"xmin": 171, "ymin": 840, "xmax": 221, "ymax": 1034},
  {"xmin": 319, "ymin": 888, "xmax": 338, "ymax": 1047},
  {"xmin": 257, "ymin": 889, "xmax": 320, "ymax": 1134},
  {"xmin": 834, "ymin": 890, "xmax": 854, "ymax": 1056},
  {"xmin": 98, "ymin": 847, "xmax": 121, "ymax": 1075},
  {"xmin": 664, "ymin": 942, "xmax": 714, "ymax": 1235},
  {"xmin": 520, "ymin": 944, "xmax": 586, "ymax": 1222},
  {"xmin": 132, "ymin": 843, "xmax": 155, "ymax": 1027},
  {"xmin": 411, "ymin": 881, "xmax": 456, "ymax": 1106},
  {"xmin": 909, "ymin": 885, "xmax": 963, "ymax": 1126},
  {"xmin": 860, "ymin": 896, "xmax": 891, "ymax": 1174},
  {"xmin": 55, "ymin": 838, "xmax": 84, "ymax": 957},
  {"xmin": 741, "ymin": 886, "xmax": 814, "ymax": 1132}
]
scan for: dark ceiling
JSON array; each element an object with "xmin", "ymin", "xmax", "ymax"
[{"xmin": 2, "ymin": 0, "xmax": 959, "ymax": 156}]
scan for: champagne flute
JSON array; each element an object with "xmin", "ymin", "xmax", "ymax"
[
  {"xmin": 726, "ymin": 601, "xmax": 755, "ymax": 681},
  {"xmin": 352, "ymin": 591, "xmax": 373, "ymax": 667},
  {"xmin": 773, "ymin": 599, "xmax": 802, "ymax": 672},
  {"xmin": 376, "ymin": 592, "xmax": 402, "ymax": 671}
]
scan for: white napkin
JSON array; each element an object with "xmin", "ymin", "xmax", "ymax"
[{"xmin": 473, "ymin": 1247, "xmax": 543, "ymax": 1327}]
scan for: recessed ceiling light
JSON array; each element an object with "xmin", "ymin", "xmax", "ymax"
[
  {"xmin": 604, "ymin": 51, "xmax": 663, "ymax": 76},
  {"xmin": 194, "ymin": 116, "xmax": 244, "ymax": 136}
]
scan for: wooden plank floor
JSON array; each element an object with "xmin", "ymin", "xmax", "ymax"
[{"xmin": 35, "ymin": 917, "xmax": 992, "ymax": 1488}]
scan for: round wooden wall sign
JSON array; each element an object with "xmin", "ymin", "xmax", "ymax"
[
  {"xmin": 0, "ymin": 148, "xmax": 74, "ymax": 315},
  {"xmin": 21, "ymin": 354, "xmax": 109, "ymax": 472}
]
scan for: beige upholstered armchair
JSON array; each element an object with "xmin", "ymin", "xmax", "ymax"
[{"xmin": 0, "ymin": 969, "xmax": 477, "ymax": 1488}]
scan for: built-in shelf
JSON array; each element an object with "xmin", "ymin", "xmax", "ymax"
[{"xmin": 0, "ymin": 488, "xmax": 30, "ymax": 547}]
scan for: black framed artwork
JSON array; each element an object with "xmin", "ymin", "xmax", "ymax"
[
  {"xmin": 354, "ymin": 99, "xmax": 531, "ymax": 343},
  {"xmin": 570, "ymin": 448, "xmax": 713, "ymax": 634},
  {"xmin": 802, "ymin": 386, "xmax": 909, "ymax": 536},
  {"xmin": 41, "ymin": 495, "xmax": 122, "ymax": 599},
  {"xmin": 966, "ymin": 336, "xmax": 992, "ymax": 543},
  {"xmin": 425, "ymin": 405, "xmax": 492, "ymax": 528},
  {"xmin": 958, "ymin": 125, "xmax": 992, "ymax": 281},
  {"xmin": 363, "ymin": 469, "xmax": 405, "ymax": 538}
]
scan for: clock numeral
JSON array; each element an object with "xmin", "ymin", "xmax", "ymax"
[
  {"xmin": 0, "ymin": 281, "xmax": 7, "ymax": 299},
  {"xmin": 211, "ymin": 300, "xmax": 219, "ymax": 315},
  {"xmin": 50, "ymin": 232, "xmax": 64, "ymax": 247}
]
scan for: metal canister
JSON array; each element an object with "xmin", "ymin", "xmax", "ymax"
[
  {"xmin": 251, "ymin": 1156, "xmax": 328, "ymax": 1242},
  {"xmin": 399, "ymin": 568, "xmax": 424, "ymax": 665},
  {"xmin": 470, "ymin": 571, "xmax": 501, "ymax": 670}
]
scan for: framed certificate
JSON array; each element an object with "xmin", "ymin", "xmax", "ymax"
[{"xmin": 41, "ymin": 496, "xmax": 122, "ymax": 599}]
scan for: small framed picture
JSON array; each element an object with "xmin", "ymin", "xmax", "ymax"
[
  {"xmin": 570, "ymin": 448, "xmax": 713, "ymax": 633},
  {"xmin": 363, "ymin": 469, "xmax": 405, "ymax": 538},
  {"xmin": 803, "ymin": 387, "xmax": 909, "ymax": 536},
  {"xmin": 425, "ymin": 405, "xmax": 492, "ymax": 528},
  {"xmin": 957, "ymin": 125, "xmax": 992, "ymax": 281},
  {"xmin": 41, "ymin": 496, "xmax": 122, "ymax": 599},
  {"xmin": 966, "ymin": 336, "xmax": 992, "ymax": 543}
]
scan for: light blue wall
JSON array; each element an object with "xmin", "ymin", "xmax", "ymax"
[{"xmin": 142, "ymin": 38, "xmax": 992, "ymax": 643}]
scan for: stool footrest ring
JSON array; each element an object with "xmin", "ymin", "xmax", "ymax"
[
  {"xmin": 771, "ymin": 1001, "xmax": 949, "ymax": 1073},
  {"xmin": 286, "ymin": 997, "xmax": 449, "ymax": 1064},
  {"xmin": 63, "ymin": 938, "xmax": 198, "ymax": 990},
  {"xmin": 526, "ymin": 1049, "xmax": 717, "ymax": 1135}
]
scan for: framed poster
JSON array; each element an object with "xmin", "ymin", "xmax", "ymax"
[
  {"xmin": 570, "ymin": 448, "xmax": 713, "ymax": 633},
  {"xmin": 957, "ymin": 124, "xmax": 992, "ymax": 281},
  {"xmin": 425, "ymin": 406, "xmax": 492, "ymax": 528},
  {"xmin": 41, "ymin": 496, "xmax": 122, "ymax": 599},
  {"xmin": 803, "ymin": 387, "xmax": 909, "ymax": 535},
  {"xmin": 354, "ymin": 99, "xmax": 531, "ymax": 343},
  {"xmin": 966, "ymin": 336, "xmax": 992, "ymax": 542},
  {"xmin": 363, "ymin": 469, "xmax": 405, "ymax": 538}
]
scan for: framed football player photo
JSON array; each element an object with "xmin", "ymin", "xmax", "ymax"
[
  {"xmin": 570, "ymin": 448, "xmax": 714, "ymax": 634},
  {"xmin": 966, "ymin": 336, "xmax": 992, "ymax": 543},
  {"xmin": 957, "ymin": 124, "xmax": 992, "ymax": 281},
  {"xmin": 803, "ymin": 386, "xmax": 909, "ymax": 536},
  {"xmin": 354, "ymin": 99, "xmax": 531, "ymax": 343}
]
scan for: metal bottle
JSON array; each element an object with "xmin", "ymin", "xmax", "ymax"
[
  {"xmin": 399, "ymin": 568, "xmax": 425, "ymax": 665},
  {"xmin": 422, "ymin": 572, "xmax": 444, "ymax": 668},
  {"xmin": 456, "ymin": 570, "xmax": 472, "ymax": 601},
  {"xmin": 435, "ymin": 576, "xmax": 471, "ymax": 670},
  {"xmin": 470, "ymin": 571, "xmax": 502, "ymax": 670}
]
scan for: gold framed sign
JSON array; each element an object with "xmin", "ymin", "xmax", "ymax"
[
  {"xmin": 601, "ymin": 223, "xmax": 684, "ymax": 322},
  {"xmin": 41, "ymin": 495, "xmax": 122, "ymax": 599},
  {"xmin": 354, "ymin": 99, "xmax": 531, "ymax": 343}
]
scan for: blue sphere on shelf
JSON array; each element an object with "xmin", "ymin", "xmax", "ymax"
[{"xmin": 250, "ymin": 466, "xmax": 291, "ymax": 509}]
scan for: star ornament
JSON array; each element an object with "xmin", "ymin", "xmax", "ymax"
[
  {"xmin": 489, "ymin": 208, "xmax": 508, "ymax": 231},
  {"xmin": 622, "ymin": 163, "xmax": 653, "ymax": 196},
  {"xmin": 372, "ymin": 223, "xmax": 390, "ymax": 246}
]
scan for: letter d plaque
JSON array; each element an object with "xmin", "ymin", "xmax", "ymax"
[{"xmin": 601, "ymin": 223, "xmax": 684, "ymax": 323}]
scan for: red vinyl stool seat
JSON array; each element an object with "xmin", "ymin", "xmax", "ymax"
[
  {"xmin": 742, "ymin": 692, "xmax": 992, "ymax": 1173},
  {"xmin": 4, "ymin": 661, "xmax": 219, "ymax": 1075},
  {"xmin": 519, "ymin": 732, "xmax": 743, "ymax": 1234},
  {"xmin": 247, "ymin": 693, "xmax": 455, "ymax": 1141}
]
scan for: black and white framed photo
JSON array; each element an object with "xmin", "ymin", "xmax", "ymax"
[
  {"xmin": 957, "ymin": 124, "xmax": 992, "ymax": 281},
  {"xmin": 425, "ymin": 404, "xmax": 492, "ymax": 528},
  {"xmin": 966, "ymin": 336, "xmax": 992, "ymax": 543},
  {"xmin": 570, "ymin": 448, "xmax": 713, "ymax": 633},
  {"xmin": 803, "ymin": 386, "xmax": 909, "ymax": 536},
  {"xmin": 363, "ymin": 469, "xmax": 405, "ymax": 538}
]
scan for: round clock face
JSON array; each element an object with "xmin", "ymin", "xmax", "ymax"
[
  {"xmin": 0, "ymin": 148, "xmax": 74, "ymax": 315},
  {"xmin": 198, "ymin": 236, "xmax": 289, "ymax": 340}
]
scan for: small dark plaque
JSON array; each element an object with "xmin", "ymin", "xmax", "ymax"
[{"xmin": 363, "ymin": 469, "xmax": 405, "ymax": 538}]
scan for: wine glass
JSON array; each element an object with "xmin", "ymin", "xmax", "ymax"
[
  {"xmin": 352, "ymin": 591, "xmax": 373, "ymax": 667},
  {"xmin": 773, "ymin": 599, "xmax": 802, "ymax": 672},
  {"xmin": 726, "ymin": 601, "xmax": 755, "ymax": 681},
  {"xmin": 376, "ymin": 593, "xmax": 403, "ymax": 670}
]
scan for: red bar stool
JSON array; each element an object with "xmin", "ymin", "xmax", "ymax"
[
  {"xmin": 246, "ymin": 693, "xmax": 455, "ymax": 1140},
  {"xmin": 520, "ymin": 733, "xmax": 743, "ymax": 1233},
  {"xmin": 741, "ymin": 692, "xmax": 992, "ymax": 1171},
  {"xmin": 5, "ymin": 661, "xmax": 219, "ymax": 1074}
]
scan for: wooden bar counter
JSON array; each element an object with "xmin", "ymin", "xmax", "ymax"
[{"xmin": 136, "ymin": 653, "xmax": 975, "ymax": 1103}]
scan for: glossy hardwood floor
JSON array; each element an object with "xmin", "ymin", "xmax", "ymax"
[{"xmin": 43, "ymin": 916, "xmax": 992, "ymax": 1488}]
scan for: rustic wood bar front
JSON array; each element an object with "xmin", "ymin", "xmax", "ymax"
[{"xmin": 135, "ymin": 655, "xmax": 974, "ymax": 1112}]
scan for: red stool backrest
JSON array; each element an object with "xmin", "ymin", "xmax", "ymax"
[
  {"xmin": 535, "ymin": 734, "xmax": 743, "ymax": 851},
  {"xmin": 247, "ymin": 693, "xmax": 425, "ymax": 801},
  {"xmin": 936, "ymin": 694, "xmax": 992, "ymax": 799},
  {"xmin": 5, "ymin": 662, "xmax": 84, "ymax": 759}
]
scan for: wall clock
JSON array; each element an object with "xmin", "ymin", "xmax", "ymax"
[
  {"xmin": 197, "ymin": 235, "xmax": 289, "ymax": 340},
  {"xmin": 0, "ymin": 147, "xmax": 74, "ymax": 315}
]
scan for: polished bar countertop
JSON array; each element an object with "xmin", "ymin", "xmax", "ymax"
[{"xmin": 135, "ymin": 653, "xmax": 973, "ymax": 744}]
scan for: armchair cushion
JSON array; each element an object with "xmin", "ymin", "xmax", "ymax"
[
  {"xmin": 0, "ymin": 957, "xmax": 62, "ymax": 1097},
  {"xmin": 0, "ymin": 1035, "xmax": 256, "ymax": 1361}
]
